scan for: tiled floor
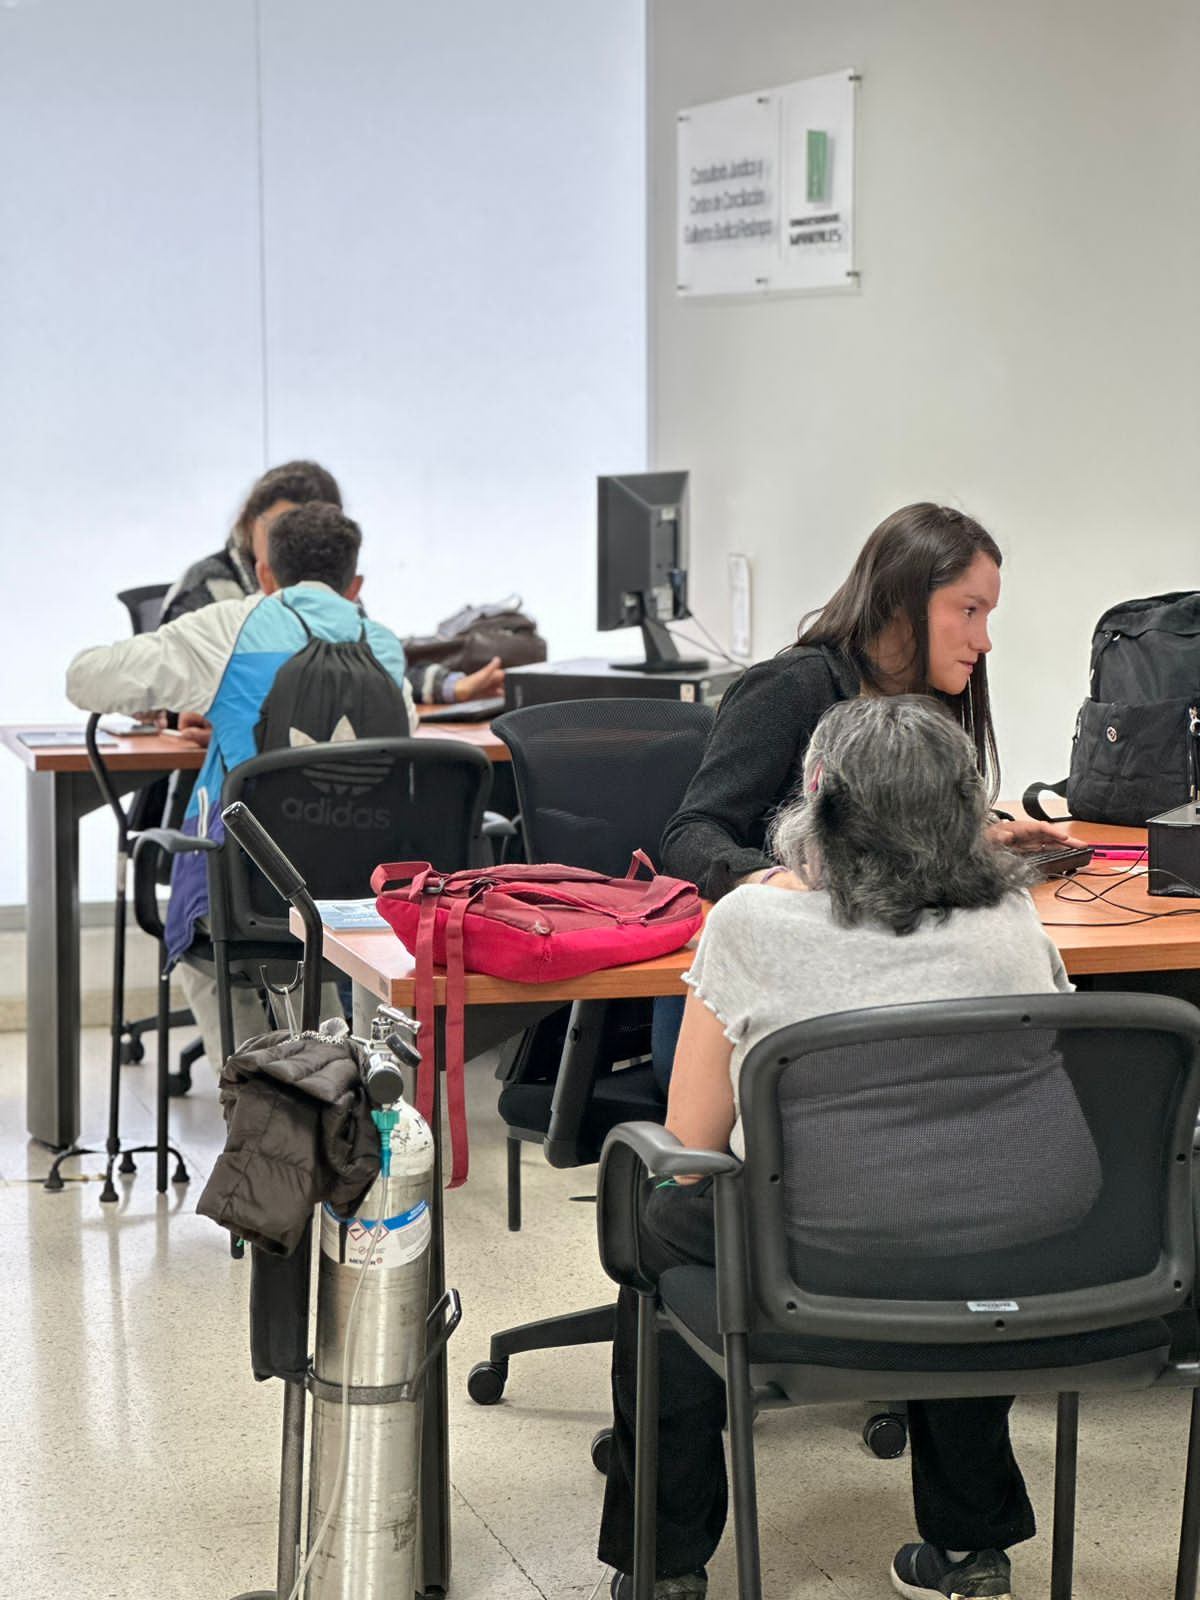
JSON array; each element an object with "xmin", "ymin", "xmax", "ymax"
[{"xmin": 0, "ymin": 1025, "xmax": 1195, "ymax": 1599}]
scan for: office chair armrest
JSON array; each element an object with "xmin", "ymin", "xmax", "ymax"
[
  {"xmin": 133, "ymin": 827, "xmax": 221, "ymax": 857},
  {"xmin": 596, "ymin": 1122, "xmax": 741, "ymax": 1291},
  {"xmin": 129, "ymin": 830, "xmax": 218, "ymax": 939},
  {"xmin": 601, "ymin": 1121, "xmax": 741, "ymax": 1180}
]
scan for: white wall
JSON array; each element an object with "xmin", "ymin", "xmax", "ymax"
[
  {"xmin": 0, "ymin": 0, "xmax": 646, "ymax": 907},
  {"xmin": 649, "ymin": 0, "xmax": 1200, "ymax": 800}
]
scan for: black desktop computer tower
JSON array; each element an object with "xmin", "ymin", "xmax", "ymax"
[{"xmin": 504, "ymin": 657, "xmax": 743, "ymax": 711}]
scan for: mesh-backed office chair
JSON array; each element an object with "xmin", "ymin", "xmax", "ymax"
[
  {"xmin": 117, "ymin": 583, "xmax": 171, "ymax": 636},
  {"xmin": 598, "ymin": 992, "xmax": 1200, "ymax": 1600},
  {"xmin": 146, "ymin": 736, "xmax": 492, "ymax": 1066},
  {"xmin": 466, "ymin": 697, "xmax": 713, "ymax": 1406},
  {"xmin": 134, "ymin": 736, "xmax": 490, "ymax": 1258}
]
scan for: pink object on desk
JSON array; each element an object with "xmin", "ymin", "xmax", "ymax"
[{"xmin": 1090, "ymin": 847, "xmax": 1147, "ymax": 861}]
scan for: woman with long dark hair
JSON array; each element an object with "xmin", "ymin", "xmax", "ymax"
[{"xmin": 661, "ymin": 502, "xmax": 1070, "ymax": 903}]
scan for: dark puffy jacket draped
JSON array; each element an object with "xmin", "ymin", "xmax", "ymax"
[{"xmin": 198, "ymin": 1030, "xmax": 380, "ymax": 1256}]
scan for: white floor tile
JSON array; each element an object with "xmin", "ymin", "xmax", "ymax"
[{"xmin": 0, "ymin": 1025, "xmax": 1196, "ymax": 1598}]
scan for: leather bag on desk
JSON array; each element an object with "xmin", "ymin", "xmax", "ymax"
[
  {"xmin": 402, "ymin": 596, "xmax": 547, "ymax": 674},
  {"xmin": 370, "ymin": 854, "xmax": 702, "ymax": 1189}
]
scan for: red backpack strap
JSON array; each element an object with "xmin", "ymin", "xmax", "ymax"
[
  {"xmin": 442, "ymin": 891, "xmax": 471, "ymax": 1189},
  {"xmin": 370, "ymin": 861, "xmax": 434, "ymax": 897},
  {"xmin": 626, "ymin": 849, "xmax": 656, "ymax": 879},
  {"xmin": 413, "ymin": 892, "xmax": 439, "ymax": 1129}
]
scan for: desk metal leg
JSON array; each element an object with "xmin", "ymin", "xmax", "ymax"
[
  {"xmin": 23, "ymin": 761, "xmax": 185, "ymax": 1150},
  {"xmin": 25, "ymin": 769, "xmax": 87, "ymax": 1148},
  {"xmin": 419, "ymin": 1010, "xmax": 452, "ymax": 1597}
]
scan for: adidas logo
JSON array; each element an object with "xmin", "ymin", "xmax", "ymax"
[
  {"xmin": 280, "ymin": 796, "xmax": 393, "ymax": 830},
  {"xmin": 288, "ymin": 717, "xmax": 389, "ymax": 799}
]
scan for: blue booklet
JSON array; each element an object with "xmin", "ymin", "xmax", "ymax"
[
  {"xmin": 19, "ymin": 728, "xmax": 118, "ymax": 749},
  {"xmin": 314, "ymin": 898, "xmax": 389, "ymax": 930}
]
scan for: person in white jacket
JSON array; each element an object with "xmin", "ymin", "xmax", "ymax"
[{"xmin": 67, "ymin": 502, "xmax": 418, "ymax": 1068}]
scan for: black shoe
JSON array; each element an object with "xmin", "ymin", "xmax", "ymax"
[
  {"xmin": 890, "ymin": 1542, "xmax": 1012, "ymax": 1599},
  {"xmin": 610, "ymin": 1569, "xmax": 707, "ymax": 1600}
]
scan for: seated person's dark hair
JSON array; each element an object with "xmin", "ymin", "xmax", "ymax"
[
  {"xmin": 267, "ymin": 502, "xmax": 362, "ymax": 593},
  {"xmin": 237, "ymin": 460, "xmax": 342, "ymax": 546}
]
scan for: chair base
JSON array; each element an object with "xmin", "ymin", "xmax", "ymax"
[
  {"xmin": 468, "ymin": 1302, "xmax": 616, "ymax": 1403},
  {"xmin": 167, "ymin": 1036, "xmax": 204, "ymax": 1098},
  {"xmin": 119, "ymin": 1006, "xmax": 194, "ymax": 1065},
  {"xmin": 862, "ymin": 1407, "xmax": 908, "ymax": 1458}
]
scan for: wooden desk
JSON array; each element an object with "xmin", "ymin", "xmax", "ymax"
[
  {"xmin": 0, "ymin": 719, "xmax": 507, "ymax": 1147},
  {"xmin": 299, "ymin": 819, "xmax": 1200, "ymax": 1009},
  {"xmin": 2, "ymin": 728, "xmax": 207, "ymax": 1146},
  {"xmin": 1026, "ymin": 820, "xmax": 1200, "ymax": 976},
  {"xmin": 308, "ymin": 921, "xmax": 696, "ymax": 1009}
]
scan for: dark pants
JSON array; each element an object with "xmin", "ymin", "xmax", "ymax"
[
  {"xmin": 650, "ymin": 995, "xmax": 686, "ymax": 1096},
  {"xmin": 598, "ymin": 1181, "xmax": 1036, "ymax": 1580}
]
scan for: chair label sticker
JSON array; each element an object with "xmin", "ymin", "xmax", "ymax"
[{"xmin": 966, "ymin": 1300, "xmax": 1019, "ymax": 1312}]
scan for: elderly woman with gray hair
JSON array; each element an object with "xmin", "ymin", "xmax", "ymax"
[{"xmin": 598, "ymin": 696, "xmax": 1100, "ymax": 1600}]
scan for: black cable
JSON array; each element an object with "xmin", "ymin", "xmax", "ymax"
[
  {"xmin": 1042, "ymin": 854, "xmax": 1200, "ymax": 927},
  {"xmin": 668, "ymin": 611, "xmax": 741, "ymax": 668}
]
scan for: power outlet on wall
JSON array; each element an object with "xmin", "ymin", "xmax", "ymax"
[{"xmin": 728, "ymin": 553, "xmax": 752, "ymax": 659}]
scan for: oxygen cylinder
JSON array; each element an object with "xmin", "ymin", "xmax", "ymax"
[{"xmin": 304, "ymin": 1080, "xmax": 435, "ymax": 1600}]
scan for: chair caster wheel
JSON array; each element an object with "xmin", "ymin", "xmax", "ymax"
[
  {"xmin": 590, "ymin": 1427, "xmax": 613, "ymax": 1475},
  {"xmin": 119, "ymin": 1038, "xmax": 145, "ymax": 1065},
  {"xmin": 863, "ymin": 1412, "xmax": 907, "ymax": 1458},
  {"xmin": 119, "ymin": 1152, "xmax": 137, "ymax": 1176},
  {"xmin": 467, "ymin": 1361, "xmax": 507, "ymax": 1405},
  {"xmin": 172, "ymin": 1161, "xmax": 190, "ymax": 1185}
]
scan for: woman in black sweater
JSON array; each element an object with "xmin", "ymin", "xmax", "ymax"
[{"xmin": 661, "ymin": 501, "xmax": 1070, "ymax": 902}]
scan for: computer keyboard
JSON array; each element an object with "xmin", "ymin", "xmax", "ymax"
[
  {"xmin": 419, "ymin": 695, "xmax": 506, "ymax": 725},
  {"xmin": 1014, "ymin": 843, "xmax": 1095, "ymax": 879}
]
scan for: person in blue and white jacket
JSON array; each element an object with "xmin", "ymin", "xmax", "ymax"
[{"xmin": 67, "ymin": 501, "xmax": 418, "ymax": 1066}]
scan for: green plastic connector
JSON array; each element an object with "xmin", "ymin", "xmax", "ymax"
[{"xmin": 371, "ymin": 1107, "xmax": 399, "ymax": 1177}]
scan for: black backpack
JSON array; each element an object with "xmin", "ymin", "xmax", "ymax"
[
  {"xmin": 254, "ymin": 602, "xmax": 410, "ymax": 753},
  {"xmin": 1025, "ymin": 592, "xmax": 1200, "ymax": 827}
]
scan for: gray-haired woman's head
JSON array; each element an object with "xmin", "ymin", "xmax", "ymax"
[{"xmin": 771, "ymin": 695, "xmax": 1029, "ymax": 935}]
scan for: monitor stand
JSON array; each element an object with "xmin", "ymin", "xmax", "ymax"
[{"xmin": 610, "ymin": 618, "xmax": 708, "ymax": 674}]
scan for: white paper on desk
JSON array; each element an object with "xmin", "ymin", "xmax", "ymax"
[
  {"xmin": 314, "ymin": 898, "xmax": 389, "ymax": 930},
  {"xmin": 99, "ymin": 713, "xmax": 159, "ymax": 735}
]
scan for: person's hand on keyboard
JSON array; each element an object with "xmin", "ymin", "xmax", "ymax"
[
  {"xmin": 455, "ymin": 656, "xmax": 504, "ymax": 701},
  {"xmin": 988, "ymin": 817, "xmax": 1079, "ymax": 850}
]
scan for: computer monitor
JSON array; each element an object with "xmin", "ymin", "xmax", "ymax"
[{"xmin": 596, "ymin": 471, "xmax": 707, "ymax": 673}]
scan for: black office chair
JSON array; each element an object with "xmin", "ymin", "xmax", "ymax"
[
  {"xmin": 599, "ymin": 992, "xmax": 1200, "ymax": 1600},
  {"xmin": 147, "ymin": 736, "xmax": 492, "ymax": 1066},
  {"xmin": 117, "ymin": 583, "xmax": 171, "ymax": 636},
  {"xmin": 466, "ymin": 697, "xmax": 713, "ymax": 1407}
]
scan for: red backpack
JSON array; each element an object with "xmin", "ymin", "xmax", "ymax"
[{"xmin": 369, "ymin": 854, "xmax": 703, "ymax": 1187}]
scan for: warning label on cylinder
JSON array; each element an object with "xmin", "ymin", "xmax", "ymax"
[{"xmin": 320, "ymin": 1199, "xmax": 432, "ymax": 1268}]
